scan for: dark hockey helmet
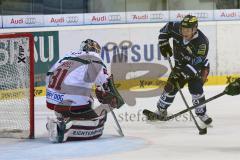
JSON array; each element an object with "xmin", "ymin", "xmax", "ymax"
[
  {"xmin": 80, "ymin": 39, "xmax": 101, "ymax": 53},
  {"xmin": 181, "ymin": 15, "xmax": 198, "ymax": 29}
]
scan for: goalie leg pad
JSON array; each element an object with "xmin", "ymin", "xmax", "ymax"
[
  {"xmin": 66, "ymin": 114, "xmax": 107, "ymax": 141},
  {"xmin": 47, "ymin": 114, "xmax": 107, "ymax": 142}
]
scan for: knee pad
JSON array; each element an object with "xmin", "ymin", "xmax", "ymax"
[
  {"xmin": 192, "ymin": 94, "xmax": 206, "ymax": 116},
  {"xmin": 157, "ymin": 90, "xmax": 176, "ymax": 109}
]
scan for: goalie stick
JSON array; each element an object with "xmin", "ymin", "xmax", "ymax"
[
  {"xmin": 89, "ymin": 59, "xmax": 125, "ymax": 137},
  {"xmin": 97, "ymin": 85, "xmax": 124, "ymax": 137},
  {"xmin": 108, "ymin": 105, "xmax": 124, "ymax": 137}
]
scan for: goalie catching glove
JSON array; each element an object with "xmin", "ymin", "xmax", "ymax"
[
  {"xmin": 95, "ymin": 75, "xmax": 125, "ymax": 109},
  {"xmin": 95, "ymin": 86, "xmax": 116, "ymax": 107}
]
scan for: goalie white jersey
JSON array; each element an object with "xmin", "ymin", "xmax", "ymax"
[{"xmin": 46, "ymin": 50, "xmax": 109, "ymax": 107}]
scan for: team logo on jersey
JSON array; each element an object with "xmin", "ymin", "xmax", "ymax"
[
  {"xmin": 197, "ymin": 44, "xmax": 206, "ymax": 55},
  {"xmin": 46, "ymin": 90, "xmax": 64, "ymax": 103},
  {"xmin": 193, "ymin": 57, "xmax": 203, "ymax": 65}
]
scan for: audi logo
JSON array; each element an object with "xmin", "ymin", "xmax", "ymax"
[
  {"xmin": 193, "ymin": 13, "xmax": 209, "ymax": 19},
  {"xmin": 24, "ymin": 18, "xmax": 37, "ymax": 24},
  {"xmin": 181, "ymin": 13, "xmax": 208, "ymax": 19},
  {"xmin": 150, "ymin": 13, "xmax": 164, "ymax": 20},
  {"xmin": 108, "ymin": 15, "xmax": 121, "ymax": 21},
  {"xmin": 66, "ymin": 16, "xmax": 79, "ymax": 23}
]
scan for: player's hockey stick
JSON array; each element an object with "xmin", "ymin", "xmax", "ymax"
[
  {"xmin": 144, "ymin": 78, "xmax": 239, "ymax": 121},
  {"xmin": 163, "ymin": 92, "xmax": 225, "ymax": 121},
  {"xmin": 143, "ymin": 92, "xmax": 225, "ymax": 121},
  {"xmin": 108, "ymin": 105, "xmax": 124, "ymax": 137},
  {"xmin": 167, "ymin": 57, "xmax": 207, "ymax": 135}
]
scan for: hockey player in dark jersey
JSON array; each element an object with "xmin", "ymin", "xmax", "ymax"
[{"xmin": 157, "ymin": 15, "xmax": 212, "ymax": 125}]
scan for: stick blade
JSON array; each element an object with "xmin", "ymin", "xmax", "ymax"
[{"xmin": 199, "ymin": 128, "xmax": 207, "ymax": 135}]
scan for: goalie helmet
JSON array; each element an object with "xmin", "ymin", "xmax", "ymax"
[
  {"xmin": 80, "ymin": 39, "xmax": 101, "ymax": 54},
  {"xmin": 181, "ymin": 15, "xmax": 198, "ymax": 29}
]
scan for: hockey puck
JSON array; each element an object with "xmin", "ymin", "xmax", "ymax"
[{"xmin": 199, "ymin": 128, "xmax": 207, "ymax": 135}]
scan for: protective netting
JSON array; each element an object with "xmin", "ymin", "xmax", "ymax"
[{"xmin": 0, "ymin": 35, "xmax": 33, "ymax": 138}]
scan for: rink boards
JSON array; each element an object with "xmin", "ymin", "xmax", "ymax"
[{"xmin": 0, "ymin": 21, "xmax": 240, "ymax": 97}]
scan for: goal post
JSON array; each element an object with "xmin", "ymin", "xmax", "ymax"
[{"xmin": 0, "ymin": 33, "xmax": 34, "ymax": 139}]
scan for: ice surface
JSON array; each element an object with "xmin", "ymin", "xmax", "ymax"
[{"xmin": 1, "ymin": 85, "xmax": 240, "ymax": 160}]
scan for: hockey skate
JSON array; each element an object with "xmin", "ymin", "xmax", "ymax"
[
  {"xmin": 143, "ymin": 105, "xmax": 167, "ymax": 121},
  {"xmin": 46, "ymin": 118, "xmax": 66, "ymax": 143},
  {"xmin": 144, "ymin": 105, "xmax": 168, "ymax": 121},
  {"xmin": 198, "ymin": 114, "xmax": 212, "ymax": 125},
  {"xmin": 157, "ymin": 107, "xmax": 168, "ymax": 120}
]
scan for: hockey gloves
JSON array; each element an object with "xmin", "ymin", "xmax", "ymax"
[
  {"xmin": 95, "ymin": 85, "xmax": 117, "ymax": 108},
  {"xmin": 224, "ymin": 78, "xmax": 240, "ymax": 96},
  {"xmin": 159, "ymin": 42, "xmax": 173, "ymax": 58},
  {"xmin": 172, "ymin": 65, "xmax": 198, "ymax": 80},
  {"xmin": 95, "ymin": 75, "xmax": 125, "ymax": 109}
]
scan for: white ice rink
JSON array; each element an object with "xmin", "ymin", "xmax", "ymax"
[{"xmin": 0, "ymin": 85, "xmax": 240, "ymax": 160}]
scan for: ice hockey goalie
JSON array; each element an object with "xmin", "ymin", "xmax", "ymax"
[{"xmin": 45, "ymin": 39, "xmax": 124, "ymax": 143}]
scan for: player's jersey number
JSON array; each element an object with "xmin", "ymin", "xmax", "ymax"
[{"xmin": 48, "ymin": 68, "xmax": 68, "ymax": 90}]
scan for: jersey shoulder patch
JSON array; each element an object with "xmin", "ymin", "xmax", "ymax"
[{"xmin": 197, "ymin": 44, "xmax": 207, "ymax": 56}]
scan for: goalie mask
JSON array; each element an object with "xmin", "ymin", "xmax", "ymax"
[{"xmin": 80, "ymin": 39, "xmax": 101, "ymax": 54}]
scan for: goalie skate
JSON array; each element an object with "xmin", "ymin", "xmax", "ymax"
[{"xmin": 46, "ymin": 118, "xmax": 66, "ymax": 143}]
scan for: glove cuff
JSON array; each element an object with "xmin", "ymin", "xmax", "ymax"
[{"xmin": 185, "ymin": 64, "xmax": 198, "ymax": 77}]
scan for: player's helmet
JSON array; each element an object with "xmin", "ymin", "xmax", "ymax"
[
  {"xmin": 80, "ymin": 39, "xmax": 101, "ymax": 53},
  {"xmin": 181, "ymin": 15, "xmax": 198, "ymax": 29}
]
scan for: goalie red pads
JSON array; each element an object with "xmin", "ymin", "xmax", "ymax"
[{"xmin": 95, "ymin": 86, "xmax": 117, "ymax": 108}]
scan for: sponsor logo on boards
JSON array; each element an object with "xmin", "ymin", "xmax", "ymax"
[{"xmin": 108, "ymin": 15, "xmax": 121, "ymax": 21}]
